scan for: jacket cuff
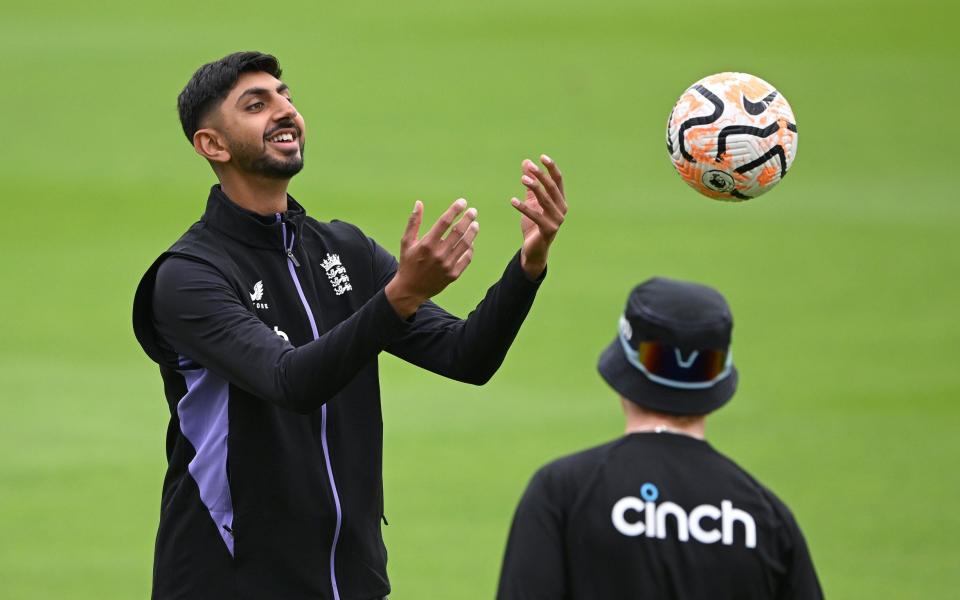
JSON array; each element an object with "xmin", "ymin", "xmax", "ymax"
[
  {"xmin": 371, "ymin": 288, "xmax": 415, "ymax": 338},
  {"xmin": 505, "ymin": 249, "xmax": 547, "ymax": 291}
]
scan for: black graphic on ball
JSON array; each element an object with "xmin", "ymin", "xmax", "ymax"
[{"xmin": 702, "ymin": 170, "xmax": 735, "ymax": 192}]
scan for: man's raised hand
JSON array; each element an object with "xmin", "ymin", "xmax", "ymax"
[
  {"xmin": 510, "ymin": 154, "xmax": 567, "ymax": 280},
  {"xmin": 385, "ymin": 198, "xmax": 480, "ymax": 318}
]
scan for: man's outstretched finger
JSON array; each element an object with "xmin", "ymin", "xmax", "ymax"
[
  {"xmin": 441, "ymin": 207, "xmax": 478, "ymax": 253},
  {"xmin": 402, "ymin": 200, "xmax": 424, "ymax": 250},
  {"xmin": 449, "ymin": 220, "xmax": 480, "ymax": 259},
  {"xmin": 541, "ymin": 154, "xmax": 565, "ymax": 198},
  {"xmin": 526, "ymin": 162, "xmax": 564, "ymax": 215},
  {"xmin": 452, "ymin": 248, "xmax": 474, "ymax": 278},
  {"xmin": 521, "ymin": 175, "xmax": 563, "ymax": 222},
  {"xmin": 424, "ymin": 198, "xmax": 468, "ymax": 243},
  {"xmin": 510, "ymin": 197, "xmax": 551, "ymax": 230}
]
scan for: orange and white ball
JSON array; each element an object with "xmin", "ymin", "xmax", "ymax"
[{"xmin": 666, "ymin": 72, "xmax": 798, "ymax": 201}]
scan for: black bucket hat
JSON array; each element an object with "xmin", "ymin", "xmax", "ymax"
[{"xmin": 597, "ymin": 277, "xmax": 738, "ymax": 415}]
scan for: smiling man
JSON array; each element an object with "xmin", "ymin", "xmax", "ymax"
[{"xmin": 132, "ymin": 51, "xmax": 567, "ymax": 600}]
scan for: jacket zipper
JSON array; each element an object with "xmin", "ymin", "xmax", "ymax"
[{"xmin": 279, "ymin": 215, "xmax": 344, "ymax": 600}]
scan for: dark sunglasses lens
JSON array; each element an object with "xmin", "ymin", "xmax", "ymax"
[{"xmin": 637, "ymin": 342, "xmax": 727, "ymax": 383}]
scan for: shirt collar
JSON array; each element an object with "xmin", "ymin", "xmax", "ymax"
[{"xmin": 201, "ymin": 184, "xmax": 307, "ymax": 250}]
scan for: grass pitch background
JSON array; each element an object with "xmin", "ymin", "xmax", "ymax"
[{"xmin": 1, "ymin": 0, "xmax": 958, "ymax": 597}]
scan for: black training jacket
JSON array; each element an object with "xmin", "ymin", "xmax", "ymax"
[
  {"xmin": 497, "ymin": 432, "xmax": 823, "ymax": 600},
  {"xmin": 133, "ymin": 186, "xmax": 543, "ymax": 600}
]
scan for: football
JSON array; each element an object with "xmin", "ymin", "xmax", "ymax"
[{"xmin": 666, "ymin": 72, "xmax": 798, "ymax": 201}]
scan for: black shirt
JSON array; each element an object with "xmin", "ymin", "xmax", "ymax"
[
  {"xmin": 133, "ymin": 187, "xmax": 544, "ymax": 599},
  {"xmin": 497, "ymin": 432, "xmax": 822, "ymax": 599}
]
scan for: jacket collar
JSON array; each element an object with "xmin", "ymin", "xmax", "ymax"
[{"xmin": 201, "ymin": 184, "xmax": 307, "ymax": 250}]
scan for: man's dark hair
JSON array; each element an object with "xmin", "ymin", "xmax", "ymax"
[{"xmin": 177, "ymin": 51, "xmax": 282, "ymax": 142}]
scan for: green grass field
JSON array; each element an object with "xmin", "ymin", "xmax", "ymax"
[{"xmin": 2, "ymin": 0, "xmax": 959, "ymax": 597}]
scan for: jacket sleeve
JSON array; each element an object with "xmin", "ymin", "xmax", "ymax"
[
  {"xmin": 152, "ymin": 255, "xmax": 411, "ymax": 414},
  {"xmin": 496, "ymin": 466, "xmax": 568, "ymax": 600},
  {"xmin": 370, "ymin": 239, "xmax": 544, "ymax": 385}
]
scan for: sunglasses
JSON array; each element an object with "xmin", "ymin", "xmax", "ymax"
[{"xmin": 618, "ymin": 316, "xmax": 733, "ymax": 390}]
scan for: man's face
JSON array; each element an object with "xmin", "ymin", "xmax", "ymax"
[{"xmin": 212, "ymin": 71, "xmax": 307, "ymax": 179}]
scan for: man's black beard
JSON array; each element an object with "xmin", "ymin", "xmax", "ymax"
[
  {"xmin": 230, "ymin": 137, "xmax": 305, "ymax": 179},
  {"xmin": 250, "ymin": 150, "xmax": 304, "ymax": 179}
]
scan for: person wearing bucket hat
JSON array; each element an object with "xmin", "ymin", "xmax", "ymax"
[
  {"xmin": 598, "ymin": 276, "xmax": 738, "ymax": 415},
  {"xmin": 497, "ymin": 278, "xmax": 822, "ymax": 599}
]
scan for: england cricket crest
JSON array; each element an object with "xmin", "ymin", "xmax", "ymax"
[{"xmin": 321, "ymin": 253, "xmax": 353, "ymax": 296}]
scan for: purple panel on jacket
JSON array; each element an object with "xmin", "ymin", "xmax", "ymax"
[{"xmin": 177, "ymin": 356, "xmax": 235, "ymax": 556}]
